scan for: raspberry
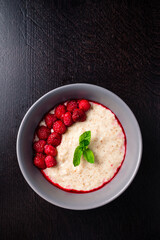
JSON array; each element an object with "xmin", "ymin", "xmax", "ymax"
[
  {"xmin": 37, "ymin": 126, "xmax": 50, "ymax": 140},
  {"xmin": 47, "ymin": 132, "xmax": 62, "ymax": 146},
  {"xmin": 45, "ymin": 113, "xmax": 57, "ymax": 128},
  {"xmin": 79, "ymin": 99, "xmax": 91, "ymax": 112},
  {"xmin": 34, "ymin": 153, "xmax": 46, "ymax": 169},
  {"xmin": 80, "ymin": 112, "xmax": 87, "ymax": 122},
  {"xmin": 45, "ymin": 156, "xmax": 57, "ymax": 168},
  {"xmin": 67, "ymin": 100, "xmax": 78, "ymax": 112},
  {"xmin": 55, "ymin": 104, "xmax": 66, "ymax": 120},
  {"xmin": 53, "ymin": 120, "xmax": 66, "ymax": 134},
  {"xmin": 63, "ymin": 112, "xmax": 73, "ymax": 126},
  {"xmin": 33, "ymin": 140, "xmax": 46, "ymax": 153},
  {"xmin": 44, "ymin": 145, "xmax": 57, "ymax": 157},
  {"xmin": 72, "ymin": 108, "xmax": 86, "ymax": 122}
]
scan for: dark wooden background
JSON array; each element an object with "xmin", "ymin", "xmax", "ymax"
[{"xmin": 0, "ymin": 0, "xmax": 159, "ymax": 239}]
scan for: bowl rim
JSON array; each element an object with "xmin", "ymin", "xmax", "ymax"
[{"xmin": 16, "ymin": 83, "xmax": 143, "ymax": 210}]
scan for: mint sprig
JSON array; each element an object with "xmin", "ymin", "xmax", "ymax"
[{"xmin": 73, "ymin": 131, "xmax": 95, "ymax": 167}]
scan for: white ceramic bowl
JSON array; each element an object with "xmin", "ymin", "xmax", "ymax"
[{"xmin": 16, "ymin": 84, "xmax": 142, "ymax": 210}]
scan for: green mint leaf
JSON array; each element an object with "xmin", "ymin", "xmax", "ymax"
[
  {"xmin": 79, "ymin": 131, "xmax": 91, "ymax": 146},
  {"xmin": 73, "ymin": 146, "xmax": 83, "ymax": 167},
  {"xmin": 83, "ymin": 148, "xmax": 95, "ymax": 163},
  {"xmin": 73, "ymin": 131, "xmax": 95, "ymax": 167},
  {"xmin": 79, "ymin": 140, "xmax": 90, "ymax": 148}
]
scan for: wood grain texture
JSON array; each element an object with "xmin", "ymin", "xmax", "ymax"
[{"xmin": 0, "ymin": 0, "xmax": 159, "ymax": 239}]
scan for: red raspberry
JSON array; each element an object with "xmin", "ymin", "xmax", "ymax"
[
  {"xmin": 37, "ymin": 126, "xmax": 50, "ymax": 140},
  {"xmin": 33, "ymin": 140, "xmax": 46, "ymax": 153},
  {"xmin": 44, "ymin": 145, "xmax": 57, "ymax": 157},
  {"xmin": 45, "ymin": 113, "xmax": 57, "ymax": 128},
  {"xmin": 47, "ymin": 132, "xmax": 62, "ymax": 146},
  {"xmin": 34, "ymin": 153, "xmax": 46, "ymax": 169},
  {"xmin": 72, "ymin": 108, "xmax": 86, "ymax": 122},
  {"xmin": 53, "ymin": 120, "xmax": 66, "ymax": 134},
  {"xmin": 63, "ymin": 112, "xmax": 73, "ymax": 126},
  {"xmin": 45, "ymin": 156, "xmax": 57, "ymax": 168},
  {"xmin": 67, "ymin": 100, "xmax": 78, "ymax": 112},
  {"xmin": 80, "ymin": 112, "xmax": 87, "ymax": 122},
  {"xmin": 79, "ymin": 99, "xmax": 91, "ymax": 112},
  {"xmin": 55, "ymin": 104, "xmax": 66, "ymax": 120}
]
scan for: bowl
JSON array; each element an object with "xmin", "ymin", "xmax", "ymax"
[{"xmin": 16, "ymin": 83, "xmax": 142, "ymax": 210}]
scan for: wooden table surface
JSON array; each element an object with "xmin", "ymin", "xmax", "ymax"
[{"xmin": 0, "ymin": 0, "xmax": 159, "ymax": 239}]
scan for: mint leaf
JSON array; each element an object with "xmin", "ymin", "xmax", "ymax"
[
  {"xmin": 79, "ymin": 131, "xmax": 91, "ymax": 146},
  {"xmin": 73, "ymin": 131, "xmax": 95, "ymax": 167},
  {"xmin": 79, "ymin": 140, "xmax": 90, "ymax": 148},
  {"xmin": 73, "ymin": 146, "xmax": 83, "ymax": 167},
  {"xmin": 83, "ymin": 148, "xmax": 94, "ymax": 163}
]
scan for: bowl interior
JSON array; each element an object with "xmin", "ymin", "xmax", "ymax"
[{"xmin": 17, "ymin": 84, "xmax": 142, "ymax": 210}]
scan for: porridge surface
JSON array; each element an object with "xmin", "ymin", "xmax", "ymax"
[{"xmin": 41, "ymin": 102, "xmax": 126, "ymax": 191}]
